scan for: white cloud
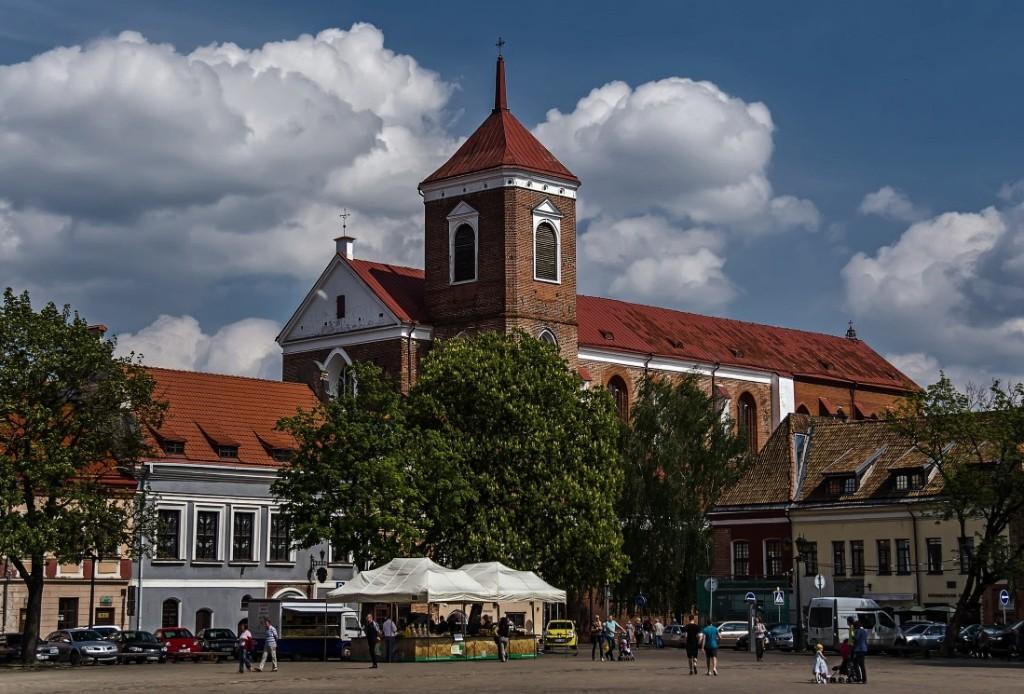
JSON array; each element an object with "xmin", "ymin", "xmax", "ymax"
[
  {"xmin": 844, "ymin": 202, "xmax": 1024, "ymax": 387},
  {"xmin": 116, "ymin": 314, "xmax": 281, "ymax": 379},
  {"xmin": 858, "ymin": 186, "xmax": 927, "ymax": 222},
  {"xmin": 998, "ymin": 179, "xmax": 1024, "ymax": 203}
]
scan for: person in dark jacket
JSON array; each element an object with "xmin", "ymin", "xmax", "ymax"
[
  {"xmin": 497, "ymin": 615, "xmax": 511, "ymax": 662},
  {"xmin": 365, "ymin": 613, "xmax": 380, "ymax": 668}
]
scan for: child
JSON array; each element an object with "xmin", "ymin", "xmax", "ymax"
[
  {"xmin": 835, "ymin": 639, "xmax": 853, "ymax": 683},
  {"xmin": 813, "ymin": 643, "xmax": 829, "ymax": 684}
]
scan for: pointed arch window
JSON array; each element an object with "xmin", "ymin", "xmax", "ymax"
[
  {"xmin": 534, "ymin": 222, "xmax": 558, "ymax": 281},
  {"xmin": 607, "ymin": 376, "xmax": 629, "ymax": 421},
  {"xmin": 738, "ymin": 392, "xmax": 758, "ymax": 451},
  {"xmin": 538, "ymin": 328, "xmax": 557, "ymax": 348},
  {"xmin": 452, "ymin": 224, "xmax": 477, "ymax": 283}
]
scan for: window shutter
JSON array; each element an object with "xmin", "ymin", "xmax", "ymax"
[
  {"xmin": 453, "ymin": 225, "xmax": 476, "ymax": 282},
  {"xmin": 535, "ymin": 223, "xmax": 557, "ymax": 281}
]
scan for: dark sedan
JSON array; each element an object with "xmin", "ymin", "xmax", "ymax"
[
  {"xmin": 978, "ymin": 620, "xmax": 1023, "ymax": 658},
  {"xmin": 114, "ymin": 630, "xmax": 165, "ymax": 664},
  {"xmin": 197, "ymin": 628, "xmax": 237, "ymax": 661},
  {"xmin": 0, "ymin": 633, "xmax": 60, "ymax": 662}
]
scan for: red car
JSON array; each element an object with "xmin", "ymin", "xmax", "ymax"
[{"xmin": 154, "ymin": 627, "xmax": 202, "ymax": 662}]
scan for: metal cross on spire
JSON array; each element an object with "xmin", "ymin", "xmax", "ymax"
[
  {"xmin": 496, "ymin": 36, "xmax": 505, "ymax": 57},
  {"xmin": 338, "ymin": 208, "xmax": 351, "ymax": 234}
]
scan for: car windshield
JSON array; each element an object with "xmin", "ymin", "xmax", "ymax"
[
  {"xmin": 161, "ymin": 629, "xmax": 192, "ymax": 639},
  {"xmin": 547, "ymin": 621, "xmax": 573, "ymax": 630},
  {"xmin": 125, "ymin": 631, "xmax": 158, "ymax": 643},
  {"xmin": 925, "ymin": 626, "xmax": 945, "ymax": 635},
  {"xmin": 71, "ymin": 630, "xmax": 103, "ymax": 642},
  {"xmin": 982, "ymin": 626, "xmax": 1002, "ymax": 635},
  {"xmin": 769, "ymin": 624, "xmax": 791, "ymax": 634},
  {"xmin": 206, "ymin": 629, "xmax": 234, "ymax": 639},
  {"xmin": 720, "ymin": 622, "xmax": 745, "ymax": 630},
  {"xmin": 902, "ymin": 624, "xmax": 930, "ymax": 635}
]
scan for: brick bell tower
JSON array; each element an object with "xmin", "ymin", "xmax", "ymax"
[{"xmin": 418, "ymin": 53, "xmax": 579, "ymax": 366}]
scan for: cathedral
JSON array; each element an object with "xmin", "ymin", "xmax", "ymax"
[{"xmin": 277, "ymin": 56, "xmax": 917, "ymax": 451}]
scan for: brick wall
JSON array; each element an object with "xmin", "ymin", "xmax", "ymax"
[
  {"xmin": 282, "ymin": 337, "xmax": 428, "ymax": 395},
  {"xmin": 794, "ymin": 378, "xmax": 910, "ymax": 420}
]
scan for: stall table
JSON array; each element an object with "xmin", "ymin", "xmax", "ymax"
[{"xmin": 350, "ymin": 634, "xmax": 536, "ymax": 662}]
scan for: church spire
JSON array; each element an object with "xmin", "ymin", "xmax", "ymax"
[{"xmin": 494, "ymin": 41, "xmax": 508, "ymax": 112}]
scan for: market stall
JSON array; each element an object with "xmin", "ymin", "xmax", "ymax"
[{"xmin": 459, "ymin": 561, "xmax": 567, "ymax": 641}]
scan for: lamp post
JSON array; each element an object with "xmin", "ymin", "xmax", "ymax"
[
  {"xmin": 793, "ymin": 536, "xmax": 812, "ymax": 651},
  {"xmin": 308, "ymin": 550, "xmax": 329, "ymax": 660}
]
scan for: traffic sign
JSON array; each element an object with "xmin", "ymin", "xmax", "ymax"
[
  {"xmin": 814, "ymin": 574, "xmax": 826, "ymax": 590},
  {"xmin": 635, "ymin": 595, "xmax": 647, "ymax": 608},
  {"xmin": 999, "ymin": 589, "xmax": 1010, "ymax": 607},
  {"xmin": 774, "ymin": 590, "xmax": 785, "ymax": 606},
  {"xmin": 745, "ymin": 591, "xmax": 757, "ymax": 603},
  {"xmin": 704, "ymin": 577, "xmax": 719, "ymax": 593}
]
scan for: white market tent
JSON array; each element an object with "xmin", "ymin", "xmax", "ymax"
[
  {"xmin": 326, "ymin": 557, "xmax": 493, "ymax": 604},
  {"xmin": 459, "ymin": 562, "xmax": 566, "ymax": 603}
]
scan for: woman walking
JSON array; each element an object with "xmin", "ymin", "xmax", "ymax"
[
  {"xmin": 591, "ymin": 615, "xmax": 604, "ymax": 661},
  {"xmin": 755, "ymin": 617, "xmax": 767, "ymax": 661}
]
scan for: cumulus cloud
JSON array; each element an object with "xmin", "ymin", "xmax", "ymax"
[
  {"xmin": 844, "ymin": 201, "xmax": 1024, "ymax": 387},
  {"xmin": 858, "ymin": 186, "xmax": 927, "ymax": 222},
  {"xmin": 116, "ymin": 314, "xmax": 281, "ymax": 379}
]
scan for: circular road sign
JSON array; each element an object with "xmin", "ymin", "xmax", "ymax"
[
  {"xmin": 745, "ymin": 591, "xmax": 757, "ymax": 603},
  {"xmin": 635, "ymin": 595, "xmax": 647, "ymax": 608},
  {"xmin": 814, "ymin": 574, "xmax": 826, "ymax": 590},
  {"xmin": 999, "ymin": 589, "xmax": 1010, "ymax": 607},
  {"xmin": 704, "ymin": 577, "xmax": 719, "ymax": 593}
]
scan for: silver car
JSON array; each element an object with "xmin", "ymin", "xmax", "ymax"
[
  {"xmin": 45, "ymin": 628, "xmax": 118, "ymax": 665},
  {"xmin": 716, "ymin": 621, "xmax": 749, "ymax": 647}
]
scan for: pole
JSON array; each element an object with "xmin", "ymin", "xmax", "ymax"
[
  {"xmin": 88, "ymin": 553, "xmax": 97, "ymax": 628},
  {"xmin": 323, "ymin": 595, "xmax": 328, "ymax": 662},
  {"xmin": 2, "ymin": 558, "xmax": 9, "ymax": 634}
]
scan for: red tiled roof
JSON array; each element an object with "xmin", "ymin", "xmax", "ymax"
[
  {"xmin": 420, "ymin": 57, "xmax": 577, "ymax": 186},
  {"xmin": 146, "ymin": 367, "xmax": 319, "ymax": 467},
  {"xmin": 347, "ymin": 258, "xmax": 428, "ymax": 323},
  {"xmin": 576, "ymin": 295, "xmax": 918, "ymax": 391}
]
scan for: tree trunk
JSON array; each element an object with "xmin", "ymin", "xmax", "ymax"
[
  {"xmin": 19, "ymin": 560, "xmax": 44, "ymax": 665},
  {"xmin": 942, "ymin": 577, "xmax": 984, "ymax": 658}
]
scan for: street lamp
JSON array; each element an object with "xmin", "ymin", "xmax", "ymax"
[{"xmin": 791, "ymin": 536, "xmax": 814, "ymax": 651}]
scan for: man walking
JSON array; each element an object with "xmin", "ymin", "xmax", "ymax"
[
  {"xmin": 853, "ymin": 620, "xmax": 869, "ymax": 684},
  {"xmin": 654, "ymin": 618, "xmax": 665, "ymax": 649},
  {"xmin": 603, "ymin": 615, "xmax": 621, "ymax": 661},
  {"xmin": 701, "ymin": 618, "xmax": 719, "ymax": 676},
  {"xmin": 497, "ymin": 615, "xmax": 511, "ymax": 662},
  {"xmin": 365, "ymin": 613, "xmax": 380, "ymax": 668},
  {"xmin": 382, "ymin": 613, "xmax": 397, "ymax": 663},
  {"xmin": 255, "ymin": 616, "xmax": 279, "ymax": 672}
]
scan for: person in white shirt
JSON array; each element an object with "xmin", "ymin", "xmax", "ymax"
[
  {"xmin": 255, "ymin": 616, "xmax": 279, "ymax": 672},
  {"xmin": 382, "ymin": 615, "xmax": 398, "ymax": 663},
  {"xmin": 654, "ymin": 619, "xmax": 665, "ymax": 649}
]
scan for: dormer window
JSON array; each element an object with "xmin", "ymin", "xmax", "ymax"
[
  {"xmin": 895, "ymin": 471, "xmax": 925, "ymax": 491},
  {"xmin": 217, "ymin": 445, "xmax": 239, "ymax": 459},
  {"xmin": 162, "ymin": 441, "xmax": 185, "ymax": 456},
  {"xmin": 828, "ymin": 475, "xmax": 858, "ymax": 496},
  {"xmin": 271, "ymin": 448, "xmax": 293, "ymax": 463}
]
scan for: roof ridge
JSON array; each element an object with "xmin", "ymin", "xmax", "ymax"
[
  {"xmin": 347, "ymin": 256, "xmax": 425, "ymax": 275},
  {"xmin": 146, "ymin": 366, "xmax": 315, "ymax": 390}
]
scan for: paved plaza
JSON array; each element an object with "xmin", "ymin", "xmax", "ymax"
[{"xmin": 2, "ymin": 649, "xmax": 1021, "ymax": 693}]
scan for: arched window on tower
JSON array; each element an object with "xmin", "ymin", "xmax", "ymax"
[
  {"xmin": 737, "ymin": 392, "xmax": 758, "ymax": 451},
  {"xmin": 538, "ymin": 328, "xmax": 557, "ymax": 348},
  {"xmin": 452, "ymin": 224, "xmax": 476, "ymax": 283},
  {"xmin": 534, "ymin": 222, "xmax": 558, "ymax": 281},
  {"xmin": 322, "ymin": 349, "xmax": 355, "ymax": 400},
  {"xmin": 607, "ymin": 376, "xmax": 629, "ymax": 421}
]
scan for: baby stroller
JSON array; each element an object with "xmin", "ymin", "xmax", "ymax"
[
  {"xmin": 830, "ymin": 642, "xmax": 855, "ymax": 683},
  {"xmin": 618, "ymin": 635, "xmax": 636, "ymax": 661}
]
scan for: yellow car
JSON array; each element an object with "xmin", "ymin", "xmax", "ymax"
[{"xmin": 543, "ymin": 620, "xmax": 579, "ymax": 654}]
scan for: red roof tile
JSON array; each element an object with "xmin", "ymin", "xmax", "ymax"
[
  {"xmin": 347, "ymin": 258, "xmax": 428, "ymax": 323},
  {"xmin": 576, "ymin": 295, "xmax": 918, "ymax": 391},
  {"xmin": 420, "ymin": 57, "xmax": 577, "ymax": 185},
  {"xmin": 146, "ymin": 367, "xmax": 319, "ymax": 467}
]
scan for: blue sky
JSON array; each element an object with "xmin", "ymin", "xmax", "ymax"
[{"xmin": 1, "ymin": 1, "xmax": 1022, "ymax": 385}]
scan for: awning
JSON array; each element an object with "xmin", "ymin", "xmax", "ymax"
[
  {"xmin": 326, "ymin": 557, "xmax": 492, "ymax": 604},
  {"xmin": 458, "ymin": 562, "xmax": 566, "ymax": 603}
]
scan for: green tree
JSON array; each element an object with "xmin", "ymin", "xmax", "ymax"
[
  {"xmin": 272, "ymin": 362, "xmax": 422, "ymax": 568},
  {"xmin": 407, "ymin": 331, "xmax": 626, "ymax": 595},
  {"xmin": 0, "ymin": 289, "xmax": 163, "ymax": 662},
  {"xmin": 889, "ymin": 375, "xmax": 1024, "ymax": 656},
  {"xmin": 618, "ymin": 374, "xmax": 751, "ymax": 615}
]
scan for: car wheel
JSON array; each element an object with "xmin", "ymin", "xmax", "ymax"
[{"xmin": 69, "ymin": 650, "xmax": 82, "ymax": 666}]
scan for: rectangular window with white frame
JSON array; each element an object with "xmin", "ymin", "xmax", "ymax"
[
  {"xmin": 155, "ymin": 506, "xmax": 186, "ymax": 561},
  {"xmin": 231, "ymin": 508, "xmax": 259, "ymax": 563},
  {"xmin": 268, "ymin": 511, "xmax": 294, "ymax": 564},
  {"xmin": 193, "ymin": 507, "xmax": 224, "ymax": 561}
]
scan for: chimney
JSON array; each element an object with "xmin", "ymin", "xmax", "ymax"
[{"xmin": 335, "ymin": 235, "xmax": 355, "ymax": 260}]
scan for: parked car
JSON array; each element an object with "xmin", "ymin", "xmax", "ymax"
[
  {"xmin": 767, "ymin": 623, "xmax": 797, "ymax": 651},
  {"xmin": 113, "ymin": 630, "xmax": 165, "ymax": 664},
  {"xmin": 977, "ymin": 620, "xmax": 1023, "ymax": 659},
  {"xmin": 895, "ymin": 623, "xmax": 946, "ymax": 656},
  {"xmin": 154, "ymin": 627, "xmax": 202, "ymax": 662},
  {"xmin": 197, "ymin": 628, "xmax": 237, "ymax": 661},
  {"xmin": 0, "ymin": 633, "xmax": 60, "ymax": 662},
  {"xmin": 44, "ymin": 628, "xmax": 118, "ymax": 665},
  {"xmin": 662, "ymin": 624, "xmax": 687, "ymax": 648},
  {"xmin": 91, "ymin": 626, "xmax": 121, "ymax": 640},
  {"xmin": 542, "ymin": 620, "xmax": 578, "ymax": 653},
  {"xmin": 716, "ymin": 621, "xmax": 748, "ymax": 647}
]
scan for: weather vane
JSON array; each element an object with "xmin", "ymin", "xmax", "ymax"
[
  {"xmin": 496, "ymin": 36, "xmax": 505, "ymax": 57},
  {"xmin": 339, "ymin": 208, "xmax": 350, "ymax": 235}
]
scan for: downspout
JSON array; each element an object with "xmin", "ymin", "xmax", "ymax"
[
  {"xmin": 909, "ymin": 507, "xmax": 922, "ymax": 606},
  {"xmin": 643, "ymin": 353, "xmax": 653, "ymax": 377},
  {"xmin": 134, "ymin": 463, "xmax": 150, "ymax": 631}
]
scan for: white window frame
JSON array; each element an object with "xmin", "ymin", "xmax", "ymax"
[
  {"xmin": 537, "ymin": 328, "xmax": 558, "ymax": 347},
  {"xmin": 730, "ymin": 539, "xmax": 750, "ymax": 577},
  {"xmin": 763, "ymin": 538, "xmax": 784, "ymax": 577},
  {"xmin": 329, "ymin": 542, "xmax": 354, "ymax": 566},
  {"xmin": 266, "ymin": 509, "xmax": 297, "ymax": 565},
  {"xmin": 153, "ymin": 502, "xmax": 187, "ymax": 562},
  {"xmin": 192, "ymin": 504, "xmax": 225, "ymax": 563},
  {"xmin": 447, "ymin": 202, "xmax": 479, "ymax": 285},
  {"xmin": 161, "ymin": 597, "xmax": 182, "ymax": 629},
  {"xmin": 532, "ymin": 198, "xmax": 563, "ymax": 284},
  {"xmin": 229, "ymin": 506, "xmax": 261, "ymax": 563}
]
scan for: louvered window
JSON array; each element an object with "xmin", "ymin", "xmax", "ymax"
[
  {"xmin": 452, "ymin": 224, "xmax": 476, "ymax": 283},
  {"xmin": 534, "ymin": 222, "xmax": 558, "ymax": 281}
]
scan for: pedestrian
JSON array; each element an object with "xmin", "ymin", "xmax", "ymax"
[
  {"xmin": 382, "ymin": 613, "xmax": 397, "ymax": 663},
  {"xmin": 701, "ymin": 617, "xmax": 719, "ymax": 676},
  {"xmin": 852, "ymin": 620, "xmax": 869, "ymax": 684},
  {"xmin": 365, "ymin": 613, "xmax": 380, "ymax": 669},
  {"xmin": 755, "ymin": 617, "xmax": 767, "ymax": 661},
  {"xmin": 625, "ymin": 620, "xmax": 635, "ymax": 651},
  {"xmin": 497, "ymin": 615, "xmax": 511, "ymax": 662},
  {"xmin": 603, "ymin": 615, "xmax": 621, "ymax": 662},
  {"xmin": 813, "ymin": 643, "xmax": 829, "ymax": 684},
  {"xmin": 683, "ymin": 614, "xmax": 701, "ymax": 675},
  {"xmin": 654, "ymin": 618, "xmax": 665, "ymax": 649},
  {"xmin": 255, "ymin": 616, "xmax": 279, "ymax": 672},
  {"xmin": 237, "ymin": 623, "xmax": 253, "ymax": 673},
  {"xmin": 591, "ymin": 615, "xmax": 604, "ymax": 661}
]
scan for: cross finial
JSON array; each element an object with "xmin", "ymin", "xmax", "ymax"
[
  {"xmin": 496, "ymin": 36, "xmax": 505, "ymax": 57},
  {"xmin": 339, "ymin": 208, "xmax": 351, "ymax": 234}
]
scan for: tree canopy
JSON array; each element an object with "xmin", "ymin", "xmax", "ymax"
[
  {"xmin": 888, "ymin": 374, "xmax": 1024, "ymax": 655},
  {"xmin": 0, "ymin": 289, "xmax": 162, "ymax": 661},
  {"xmin": 618, "ymin": 374, "xmax": 751, "ymax": 615}
]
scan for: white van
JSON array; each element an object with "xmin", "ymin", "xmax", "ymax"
[{"xmin": 806, "ymin": 597, "xmax": 898, "ymax": 652}]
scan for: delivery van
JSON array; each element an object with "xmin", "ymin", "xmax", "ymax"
[
  {"xmin": 248, "ymin": 599, "xmax": 362, "ymax": 660},
  {"xmin": 806, "ymin": 597, "xmax": 897, "ymax": 652}
]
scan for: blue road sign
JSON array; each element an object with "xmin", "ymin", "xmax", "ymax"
[
  {"xmin": 635, "ymin": 595, "xmax": 647, "ymax": 608},
  {"xmin": 745, "ymin": 591, "xmax": 757, "ymax": 603},
  {"xmin": 999, "ymin": 589, "xmax": 1010, "ymax": 607}
]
